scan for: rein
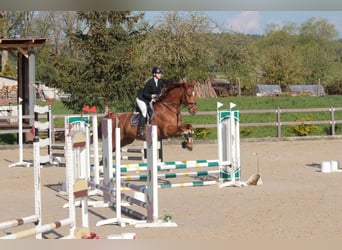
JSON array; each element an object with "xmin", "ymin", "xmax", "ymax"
[
  {"xmin": 181, "ymin": 86, "xmax": 197, "ymax": 109},
  {"xmin": 158, "ymin": 83, "xmax": 196, "ymax": 116}
]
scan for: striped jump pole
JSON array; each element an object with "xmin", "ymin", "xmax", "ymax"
[
  {"xmin": 88, "ymin": 180, "xmax": 147, "ymax": 221},
  {"xmin": 158, "ymin": 180, "xmax": 217, "ymax": 189},
  {"xmin": 114, "ymin": 159, "xmax": 220, "ymax": 173},
  {"xmin": 117, "ymin": 138, "xmax": 163, "ymax": 162},
  {"xmin": 120, "ymin": 147, "xmax": 145, "ymax": 161},
  {"xmin": 0, "ymin": 117, "xmax": 88, "ymax": 239},
  {"xmin": 0, "ymin": 120, "xmax": 42, "ymax": 239},
  {"xmin": 95, "ymin": 119, "xmax": 139, "ymax": 227},
  {"xmin": 0, "ymin": 215, "xmax": 39, "ymax": 231},
  {"xmin": 121, "ymin": 148, "xmax": 144, "ymax": 153},
  {"xmin": 120, "ymin": 169, "xmax": 220, "ymax": 181},
  {"xmin": 0, "ymin": 218, "xmax": 74, "ymax": 239},
  {"xmin": 95, "ymin": 119, "xmax": 151, "ymax": 226}
]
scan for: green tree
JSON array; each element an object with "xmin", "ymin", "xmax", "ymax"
[
  {"xmin": 54, "ymin": 11, "xmax": 149, "ymax": 113},
  {"xmin": 299, "ymin": 17, "xmax": 338, "ymax": 41},
  {"xmin": 140, "ymin": 12, "xmax": 214, "ymax": 81},
  {"xmin": 0, "ymin": 61, "xmax": 16, "ymax": 78},
  {"xmin": 298, "ymin": 17, "xmax": 340, "ymax": 85},
  {"xmin": 35, "ymin": 12, "xmax": 80, "ymax": 86},
  {"xmin": 256, "ymin": 28, "xmax": 304, "ymax": 87},
  {"xmin": 209, "ymin": 32, "xmax": 258, "ymax": 93}
]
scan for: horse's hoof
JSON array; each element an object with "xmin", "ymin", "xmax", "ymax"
[{"xmin": 181, "ymin": 141, "xmax": 193, "ymax": 151}]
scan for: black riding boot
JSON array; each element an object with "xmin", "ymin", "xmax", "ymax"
[{"xmin": 137, "ymin": 116, "xmax": 146, "ymax": 136}]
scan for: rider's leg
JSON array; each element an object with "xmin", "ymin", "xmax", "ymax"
[
  {"xmin": 137, "ymin": 116, "xmax": 146, "ymax": 136},
  {"xmin": 136, "ymin": 98, "xmax": 147, "ymax": 136}
]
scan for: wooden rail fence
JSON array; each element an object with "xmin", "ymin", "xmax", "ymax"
[{"xmin": 1, "ymin": 107, "xmax": 342, "ymax": 139}]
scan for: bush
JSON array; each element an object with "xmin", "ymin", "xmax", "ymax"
[
  {"xmin": 240, "ymin": 127, "xmax": 254, "ymax": 137},
  {"xmin": 194, "ymin": 128, "xmax": 210, "ymax": 139},
  {"xmin": 287, "ymin": 115, "xmax": 322, "ymax": 136},
  {"xmin": 0, "ymin": 134, "xmax": 17, "ymax": 145}
]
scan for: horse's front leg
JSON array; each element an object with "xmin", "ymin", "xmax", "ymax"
[
  {"xmin": 179, "ymin": 124, "xmax": 194, "ymax": 151},
  {"xmin": 161, "ymin": 124, "xmax": 194, "ymax": 151},
  {"xmin": 181, "ymin": 128, "xmax": 194, "ymax": 151}
]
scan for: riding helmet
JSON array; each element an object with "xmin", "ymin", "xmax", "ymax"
[{"xmin": 152, "ymin": 67, "xmax": 163, "ymax": 74}]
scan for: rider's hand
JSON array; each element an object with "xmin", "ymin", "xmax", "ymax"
[{"xmin": 151, "ymin": 94, "xmax": 159, "ymax": 101}]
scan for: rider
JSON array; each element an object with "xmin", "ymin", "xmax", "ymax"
[{"xmin": 135, "ymin": 67, "xmax": 163, "ymax": 136}]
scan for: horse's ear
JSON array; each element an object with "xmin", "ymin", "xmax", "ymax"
[{"xmin": 190, "ymin": 80, "xmax": 197, "ymax": 86}]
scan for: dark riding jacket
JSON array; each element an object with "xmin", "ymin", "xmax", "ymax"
[{"xmin": 137, "ymin": 77, "xmax": 162, "ymax": 104}]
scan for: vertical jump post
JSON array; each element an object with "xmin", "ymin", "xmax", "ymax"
[
  {"xmin": 218, "ymin": 102, "xmax": 247, "ymax": 188},
  {"xmin": 8, "ymin": 100, "xmax": 32, "ymax": 168}
]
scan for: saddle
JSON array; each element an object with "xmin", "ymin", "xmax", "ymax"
[{"xmin": 131, "ymin": 106, "xmax": 154, "ymax": 126}]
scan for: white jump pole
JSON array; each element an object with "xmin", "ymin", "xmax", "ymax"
[
  {"xmin": 0, "ymin": 125, "xmax": 86, "ymax": 239},
  {"xmin": 135, "ymin": 124, "xmax": 177, "ymax": 228},
  {"xmin": 217, "ymin": 102, "xmax": 223, "ymax": 183},
  {"xmin": 96, "ymin": 119, "xmax": 139, "ymax": 226},
  {"xmin": 92, "ymin": 114, "xmax": 100, "ymax": 185},
  {"xmin": 87, "ymin": 114, "xmax": 105, "ymax": 197},
  {"xmin": 96, "ymin": 120, "xmax": 176, "ymax": 228},
  {"xmin": 8, "ymin": 102, "xmax": 32, "ymax": 168},
  {"xmin": 146, "ymin": 125, "xmax": 159, "ymax": 222}
]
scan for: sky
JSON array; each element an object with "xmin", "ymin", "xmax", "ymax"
[{"xmin": 144, "ymin": 11, "xmax": 342, "ymax": 38}]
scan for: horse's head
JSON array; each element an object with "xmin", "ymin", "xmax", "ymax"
[
  {"xmin": 182, "ymin": 80, "xmax": 197, "ymax": 115},
  {"xmin": 159, "ymin": 80, "xmax": 197, "ymax": 115}
]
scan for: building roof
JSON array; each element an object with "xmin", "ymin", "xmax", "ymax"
[
  {"xmin": 285, "ymin": 85, "xmax": 325, "ymax": 96},
  {"xmin": 254, "ymin": 84, "xmax": 282, "ymax": 96},
  {"xmin": 0, "ymin": 38, "xmax": 47, "ymax": 58},
  {"xmin": 0, "ymin": 38, "xmax": 47, "ymax": 49}
]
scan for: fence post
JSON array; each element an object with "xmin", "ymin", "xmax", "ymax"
[
  {"xmin": 330, "ymin": 106, "xmax": 335, "ymax": 136},
  {"xmin": 276, "ymin": 108, "xmax": 281, "ymax": 138}
]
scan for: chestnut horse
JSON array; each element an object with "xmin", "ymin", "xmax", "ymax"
[{"xmin": 99, "ymin": 80, "xmax": 198, "ymax": 153}]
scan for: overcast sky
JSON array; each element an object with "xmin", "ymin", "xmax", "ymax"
[{"xmin": 144, "ymin": 11, "xmax": 342, "ymax": 38}]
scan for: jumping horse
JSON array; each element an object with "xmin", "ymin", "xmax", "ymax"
[{"xmin": 99, "ymin": 80, "xmax": 198, "ymax": 153}]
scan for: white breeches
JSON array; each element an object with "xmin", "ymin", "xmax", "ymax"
[{"xmin": 136, "ymin": 98, "xmax": 147, "ymax": 117}]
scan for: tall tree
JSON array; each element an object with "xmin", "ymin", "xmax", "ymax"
[
  {"xmin": 209, "ymin": 32, "xmax": 258, "ymax": 92},
  {"xmin": 35, "ymin": 11, "xmax": 80, "ymax": 86},
  {"xmin": 298, "ymin": 17, "xmax": 339, "ymax": 84},
  {"xmin": 55, "ymin": 11, "xmax": 149, "ymax": 113},
  {"xmin": 256, "ymin": 28, "xmax": 304, "ymax": 87},
  {"xmin": 140, "ymin": 12, "xmax": 214, "ymax": 81},
  {"xmin": 0, "ymin": 11, "xmax": 23, "ymax": 74}
]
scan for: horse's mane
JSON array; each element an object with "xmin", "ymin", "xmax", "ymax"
[{"xmin": 160, "ymin": 80, "xmax": 186, "ymax": 98}]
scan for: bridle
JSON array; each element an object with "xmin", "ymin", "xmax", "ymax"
[
  {"xmin": 158, "ymin": 83, "xmax": 197, "ymax": 114},
  {"xmin": 181, "ymin": 86, "xmax": 197, "ymax": 113}
]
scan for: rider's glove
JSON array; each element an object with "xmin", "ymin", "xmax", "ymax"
[{"xmin": 151, "ymin": 94, "xmax": 159, "ymax": 101}]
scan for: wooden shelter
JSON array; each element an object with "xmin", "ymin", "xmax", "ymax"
[{"xmin": 0, "ymin": 38, "xmax": 47, "ymax": 140}]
